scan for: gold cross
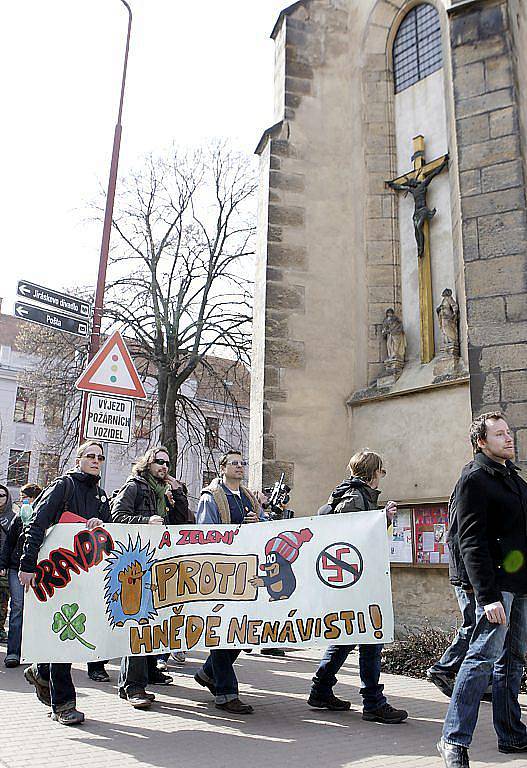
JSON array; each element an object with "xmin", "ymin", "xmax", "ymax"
[{"xmin": 386, "ymin": 135, "xmax": 448, "ymax": 364}]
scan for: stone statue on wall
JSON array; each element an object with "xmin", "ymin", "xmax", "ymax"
[
  {"xmin": 436, "ymin": 288, "xmax": 460, "ymax": 355},
  {"xmin": 382, "ymin": 308, "xmax": 407, "ymax": 363}
]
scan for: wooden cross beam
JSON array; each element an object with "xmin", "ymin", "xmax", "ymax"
[{"xmin": 386, "ymin": 135, "xmax": 448, "ymax": 364}]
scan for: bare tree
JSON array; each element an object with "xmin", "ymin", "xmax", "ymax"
[
  {"xmin": 15, "ymin": 143, "xmax": 256, "ymax": 473},
  {"xmin": 99, "ymin": 141, "xmax": 256, "ymax": 465}
]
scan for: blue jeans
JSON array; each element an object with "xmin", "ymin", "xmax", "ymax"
[
  {"xmin": 430, "ymin": 587, "xmax": 476, "ymax": 676},
  {"xmin": 119, "ymin": 655, "xmax": 158, "ymax": 695},
  {"xmin": 37, "ymin": 663, "xmax": 76, "ymax": 713},
  {"xmin": 311, "ymin": 644, "xmax": 387, "ymax": 711},
  {"xmin": 7, "ymin": 569, "xmax": 24, "ymax": 658},
  {"xmin": 443, "ymin": 591, "xmax": 527, "ymax": 749},
  {"xmin": 199, "ymin": 650, "xmax": 241, "ymax": 703}
]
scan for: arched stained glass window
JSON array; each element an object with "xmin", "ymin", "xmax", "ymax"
[{"xmin": 393, "ymin": 4, "xmax": 442, "ymax": 94}]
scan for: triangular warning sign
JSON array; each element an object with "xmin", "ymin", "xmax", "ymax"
[{"xmin": 75, "ymin": 331, "xmax": 147, "ymax": 399}]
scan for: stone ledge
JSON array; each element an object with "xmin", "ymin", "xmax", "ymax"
[{"xmin": 348, "ymin": 371, "xmax": 469, "ymax": 408}]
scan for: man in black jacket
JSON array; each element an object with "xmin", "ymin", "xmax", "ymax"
[
  {"xmin": 438, "ymin": 412, "xmax": 527, "ymax": 768},
  {"xmin": 19, "ymin": 442, "xmax": 110, "ymax": 726},
  {"xmin": 112, "ymin": 445, "xmax": 189, "ymax": 709}
]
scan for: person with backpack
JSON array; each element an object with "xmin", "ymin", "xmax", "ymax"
[
  {"xmin": 0, "ymin": 482, "xmax": 41, "ymax": 667},
  {"xmin": 111, "ymin": 445, "xmax": 189, "ymax": 709},
  {"xmin": 308, "ymin": 449, "xmax": 408, "ymax": 725},
  {"xmin": 193, "ymin": 449, "xmax": 261, "ymax": 715},
  {"xmin": 19, "ymin": 441, "xmax": 110, "ymax": 726}
]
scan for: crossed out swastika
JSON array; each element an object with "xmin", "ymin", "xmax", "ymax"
[{"xmin": 316, "ymin": 542, "xmax": 364, "ymax": 589}]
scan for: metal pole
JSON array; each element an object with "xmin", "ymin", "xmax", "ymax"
[{"xmin": 79, "ymin": 0, "xmax": 132, "ymax": 445}]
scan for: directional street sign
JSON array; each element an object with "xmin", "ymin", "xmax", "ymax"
[
  {"xmin": 17, "ymin": 280, "xmax": 92, "ymax": 319},
  {"xmin": 85, "ymin": 393, "xmax": 134, "ymax": 444},
  {"xmin": 75, "ymin": 330, "xmax": 147, "ymax": 398},
  {"xmin": 15, "ymin": 302, "xmax": 89, "ymax": 337}
]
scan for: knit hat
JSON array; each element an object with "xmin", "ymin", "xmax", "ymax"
[{"xmin": 262, "ymin": 528, "xmax": 313, "ymax": 566}]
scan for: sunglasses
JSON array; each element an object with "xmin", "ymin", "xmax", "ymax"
[
  {"xmin": 0, "ymin": 493, "xmax": 7, "ymax": 498},
  {"xmin": 83, "ymin": 453, "xmax": 106, "ymax": 462},
  {"xmin": 153, "ymin": 459, "xmax": 170, "ymax": 467},
  {"xmin": 226, "ymin": 460, "xmax": 248, "ymax": 467},
  {"xmin": 379, "ymin": 468, "xmax": 386, "ymax": 477}
]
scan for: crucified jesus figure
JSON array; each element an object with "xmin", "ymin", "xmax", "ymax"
[{"xmin": 387, "ymin": 155, "xmax": 448, "ymax": 258}]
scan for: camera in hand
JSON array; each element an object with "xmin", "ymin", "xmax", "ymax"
[{"xmin": 263, "ymin": 473, "xmax": 294, "ymax": 520}]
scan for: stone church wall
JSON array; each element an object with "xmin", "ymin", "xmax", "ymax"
[{"xmin": 251, "ymin": 0, "xmax": 527, "ymax": 633}]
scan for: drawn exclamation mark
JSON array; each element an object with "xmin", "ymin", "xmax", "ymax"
[{"xmin": 369, "ymin": 604, "xmax": 383, "ymax": 639}]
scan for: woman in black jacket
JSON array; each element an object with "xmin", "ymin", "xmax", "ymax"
[{"xmin": 20, "ymin": 441, "xmax": 110, "ymax": 727}]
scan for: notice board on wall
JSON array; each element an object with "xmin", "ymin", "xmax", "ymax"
[{"xmin": 413, "ymin": 504, "xmax": 449, "ymax": 565}]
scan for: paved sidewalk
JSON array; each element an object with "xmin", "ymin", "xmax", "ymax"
[{"xmin": 0, "ymin": 648, "xmax": 525, "ymax": 768}]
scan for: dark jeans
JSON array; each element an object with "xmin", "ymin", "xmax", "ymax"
[
  {"xmin": 7, "ymin": 569, "xmax": 24, "ymax": 657},
  {"xmin": 199, "ymin": 650, "xmax": 241, "ymax": 703},
  {"xmin": 119, "ymin": 655, "xmax": 158, "ymax": 695},
  {"xmin": 443, "ymin": 591, "xmax": 527, "ymax": 749},
  {"xmin": 0, "ymin": 579, "xmax": 9, "ymax": 631},
  {"xmin": 37, "ymin": 663, "xmax": 76, "ymax": 713},
  {"xmin": 311, "ymin": 643, "xmax": 387, "ymax": 711},
  {"xmin": 430, "ymin": 587, "xmax": 476, "ymax": 676}
]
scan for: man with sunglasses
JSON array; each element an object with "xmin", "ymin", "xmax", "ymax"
[
  {"xmin": 111, "ymin": 445, "xmax": 189, "ymax": 708},
  {"xmin": 308, "ymin": 449, "xmax": 408, "ymax": 725},
  {"xmin": 193, "ymin": 450, "xmax": 260, "ymax": 714},
  {"xmin": 19, "ymin": 441, "xmax": 111, "ymax": 726}
]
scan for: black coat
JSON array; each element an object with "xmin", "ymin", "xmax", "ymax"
[
  {"xmin": 0, "ymin": 516, "xmax": 24, "ymax": 571},
  {"xmin": 457, "ymin": 453, "xmax": 527, "ymax": 606},
  {"xmin": 111, "ymin": 474, "xmax": 189, "ymax": 525},
  {"xmin": 19, "ymin": 471, "xmax": 110, "ymax": 573},
  {"xmin": 447, "ymin": 476, "xmax": 471, "ymax": 590}
]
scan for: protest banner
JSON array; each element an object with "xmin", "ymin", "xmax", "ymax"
[{"xmin": 21, "ymin": 511, "xmax": 394, "ymax": 663}]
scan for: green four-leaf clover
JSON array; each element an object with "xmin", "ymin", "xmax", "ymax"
[{"xmin": 52, "ymin": 603, "xmax": 96, "ymax": 650}]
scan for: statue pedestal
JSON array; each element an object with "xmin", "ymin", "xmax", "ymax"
[
  {"xmin": 377, "ymin": 357, "xmax": 404, "ymax": 389},
  {"xmin": 433, "ymin": 352, "xmax": 463, "ymax": 379}
]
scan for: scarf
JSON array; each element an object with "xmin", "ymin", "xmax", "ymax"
[{"xmin": 146, "ymin": 475, "xmax": 168, "ymax": 518}]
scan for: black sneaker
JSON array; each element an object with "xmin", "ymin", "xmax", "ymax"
[
  {"xmin": 148, "ymin": 670, "xmax": 173, "ymax": 685},
  {"xmin": 24, "ymin": 665, "xmax": 51, "ymax": 707},
  {"xmin": 119, "ymin": 688, "xmax": 155, "ymax": 702},
  {"xmin": 363, "ymin": 703, "xmax": 408, "ymax": 724},
  {"xmin": 307, "ymin": 693, "xmax": 351, "ymax": 711},
  {"xmin": 50, "ymin": 708, "xmax": 85, "ymax": 726},
  {"xmin": 427, "ymin": 669, "xmax": 455, "ymax": 698},
  {"xmin": 194, "ymin": 672, "xmax": 217, "ymax": 697}
]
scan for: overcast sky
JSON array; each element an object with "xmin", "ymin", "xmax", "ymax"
[{"xmin": 1, "ymin": 1, "xmax": 286, "ymax": 313}]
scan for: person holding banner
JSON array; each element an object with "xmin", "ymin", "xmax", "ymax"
[
  {"xmin": 111, "ymin": 445, "xmax": 188, "ymax": 709},
  {"xmin": 193, "ymin": 449, "xmax": 260, "ymax": 714},
  {"xmin": 308, "ymin": 449, "xmax": 408, "ymax": 725},
  {"xmin": 19, "ymin": 441, "xmax": 111, "ymax": 726}
]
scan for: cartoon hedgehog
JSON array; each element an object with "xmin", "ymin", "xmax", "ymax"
[
  {"xmin": 250, "ymin": 528, "xmax": 313, "ymax": 601},
  {"xmin": 104, "ymin": 536, "xmax": 158, "ymax": 627}
]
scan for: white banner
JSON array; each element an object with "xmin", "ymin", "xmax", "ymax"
[{"xmin": 21, "ymin": 512, "xmax": 394, "ymax": 663}]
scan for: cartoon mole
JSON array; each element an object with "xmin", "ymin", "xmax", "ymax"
[
  {"xmin": 112, "ymin": 561, "xmax": 149, "ymax": 625},
  {"xmin": 250, "ymin": 528, "xmax": 313, "ymax": 601}
]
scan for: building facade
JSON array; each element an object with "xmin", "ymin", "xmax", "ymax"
[
  {"xmin": 250, "ymin": 0, "xmax": 527, "ymax": 630},
  {"xmin": 0, "ymin": 311, "xmax": 249, "ymax": 511}
]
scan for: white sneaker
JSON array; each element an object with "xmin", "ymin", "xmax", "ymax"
[
  {"xmin": 170, "ymin": 651, "xmax": 186, "ymax": 665},
  {"xmin": 157, "ymin": 659, "xmax": 168, "ymax": 672}
]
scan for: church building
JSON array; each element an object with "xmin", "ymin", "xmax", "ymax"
[{"xmin": 250, "ymin": 0, "xmax": 527, "ymax": 629}]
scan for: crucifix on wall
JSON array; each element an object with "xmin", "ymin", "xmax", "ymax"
[{"xmin": 386, "ymin": 135, "xmax": 449, "ymax": 364}]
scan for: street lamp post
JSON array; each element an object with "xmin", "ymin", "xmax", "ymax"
[{"xmin": 79, "ymin": 0, "xmax": 132, "ymax": 445}]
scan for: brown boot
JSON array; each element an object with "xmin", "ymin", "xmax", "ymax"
[{"xmin": 215, "ymin": 698, "xmax": 254, "ymax": 714}]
